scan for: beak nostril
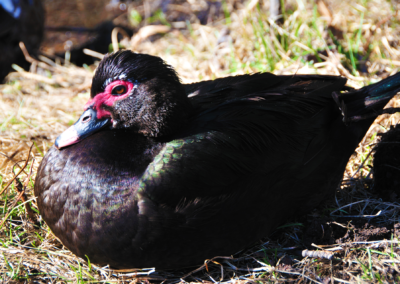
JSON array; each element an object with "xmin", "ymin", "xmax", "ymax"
[{"xmin": 82, "ymin": 115, "xmax": 91, "ymax": 123}]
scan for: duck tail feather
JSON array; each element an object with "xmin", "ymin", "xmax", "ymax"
[{"xmin": 334, "ymin": 72, "xmax": 400, "ymax": 124}]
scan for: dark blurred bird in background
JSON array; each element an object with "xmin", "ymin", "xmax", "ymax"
[
  {"xmin": 48, "ymin": 21, "xmax": 133, "ymax": 66},
  {"xmin": 0, "ymin": 0, "xmax": 134, "ymax": 79},
  {"xmin": 0, "ymin": 0, "xmax": 45, "ymax": 82}
]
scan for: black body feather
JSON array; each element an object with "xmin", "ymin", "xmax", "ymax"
[
  {"xmin": 373, "ymin": 124, "xmax": 400, "ymax": 200},
  {"xmin": 35, "ymin": 51, "xmax": 400, "ymax": 269}
]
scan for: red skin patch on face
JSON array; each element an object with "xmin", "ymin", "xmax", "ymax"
[{"xmin": 85, "ymin": 80, "xmax": 135, "ymax": 119}]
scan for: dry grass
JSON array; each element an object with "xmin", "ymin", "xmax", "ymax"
[{"xmin": 1, "ymin": 0, "xmax": 400, "ymax": 282}]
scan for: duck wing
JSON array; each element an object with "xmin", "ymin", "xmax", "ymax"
[
  {"xmin": 138, "ymin": 74, "xmax": 349, "ymax": 217},
  {"xmin": 184, "ymin": 73, "xmax": 349, "ymax": 109}
]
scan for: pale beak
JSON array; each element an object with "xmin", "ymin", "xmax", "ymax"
[{"xmin": 55, "ymin": 108, "xmax": 111, "ymax": 149}]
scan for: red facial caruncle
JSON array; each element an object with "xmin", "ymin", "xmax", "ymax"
[{"xmin": 84, "ymin": 80, "xmax": 135, "ymax": 120}]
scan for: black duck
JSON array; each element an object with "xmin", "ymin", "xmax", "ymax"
[{"xmin": 34, "ymin": 51, "xmax": 400, "ymax": 269}]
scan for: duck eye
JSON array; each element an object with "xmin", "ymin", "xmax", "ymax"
[{"xmin": 112, "ymin": 85, "xmax": 127, "ymax": 95}]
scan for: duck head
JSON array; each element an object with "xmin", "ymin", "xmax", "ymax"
[{"xmin": 55, "ymin": 51, "xmax": 192, "ymax": 149}]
